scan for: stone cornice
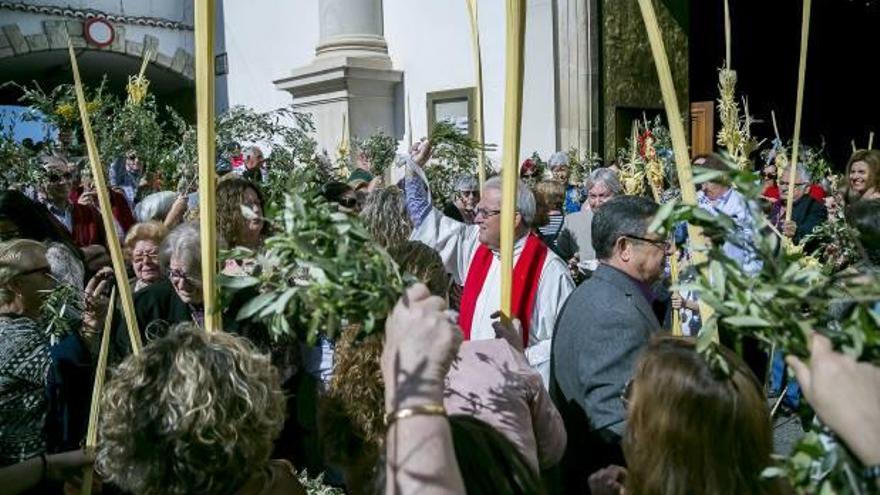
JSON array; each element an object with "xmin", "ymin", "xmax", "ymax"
[{"xmin": 0, "ymin": 1, "xmax": 193, "ymax": 31}]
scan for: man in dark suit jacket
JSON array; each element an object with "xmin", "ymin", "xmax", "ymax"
[
  {"xmin": 551, "ymin": 196, "xmax": 667, "ymax": 492},
  {"xmin": 774, "ymin": 164, "xmax": 828, "ymax": 246}
]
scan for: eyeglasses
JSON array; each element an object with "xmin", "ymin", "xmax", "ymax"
[
  {"xmin": 46, "ymin": 172, "xmax": 73, "ymax": 183},
  {"xmin": 168, "ymin": 268, "xmax": 202, "ymax": 287},
  {"xmin": 474, "ymin": 207, "xmax": 502, "ymax": 219},
  {"xmin": 132, "ymin": 251, "xmax": 159, "ymax": 263},
  {"xmin": 458, "ymin": 190, "xmax": 479, "ymax": 197},
  {"xmin": 623, "ymin": 234, "xmax": 670, "ymax": 252},
  {"xmin": 778, "ymin": 181, "xmax": 807, "ymax": 188},
  {"xmin": 762, "ymin": 173, "xmax": 777, "ymax": 180},
  {"xmin": 338, "ymin": 197, "xmax": 357, "ymax": 208}
]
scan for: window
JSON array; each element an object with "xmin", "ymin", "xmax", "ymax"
[{"xmin": 426, "ymin": 88, "xmax": 476, "ymax": 139}]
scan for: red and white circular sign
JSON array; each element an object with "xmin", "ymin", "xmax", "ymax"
[{"xmin": 84, "ymin": 18, "xmax": 115, "ymax": 48}]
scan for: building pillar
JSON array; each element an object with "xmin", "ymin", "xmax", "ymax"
[
  {"xmin": 274, "ymin": 0, "xmax": 402, "ymax": 166},
  {"xmin": 554, "ymin": 0, "xmax": 601, "ymax": 157}
]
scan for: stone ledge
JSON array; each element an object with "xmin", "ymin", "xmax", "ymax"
[
  {"xmin": 25, "ymin": 33, "xmax": 49, "ymax": 51},
  {"xmin": 2, "ymin": 24, "xmax": 28, "ymax": 54}
]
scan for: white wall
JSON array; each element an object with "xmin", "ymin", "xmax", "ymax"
[
  {"xmin": 220, "ymin": 0, "xmax": 319, "ymax": 113},
  {"xmin": 384, "ymin": 0, "xmax": 557, "ymax": 165},
  {"xmin": 220, "ymin": 0, "xmax": 557, "ymax": 163}
]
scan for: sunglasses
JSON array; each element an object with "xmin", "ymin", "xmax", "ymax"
[
  {"xmin": 762, "ymin": 173, "xmax": 777, "ymax": 180},
  {"xmin": 47, "ymin": 172, "xmax": 73, "ymax": 183},
  {"xmin": 338, "ymin": 197, "xmax": 357, "ymax": 208}
]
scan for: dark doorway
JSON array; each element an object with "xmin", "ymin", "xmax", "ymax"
[{"xmin": 691, "ymin": 0, "xmax": 880, "ymax": 169}]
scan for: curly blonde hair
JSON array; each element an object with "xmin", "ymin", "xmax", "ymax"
[
  {"xmin": 359, "ymin": 186, "xmax": 413, "ymax": 250},
  {"xmin": 96, "ymin": 325, "xmax": 286, "ymax": 495}
]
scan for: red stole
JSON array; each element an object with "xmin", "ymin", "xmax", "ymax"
[{"xmin": 458, "ymin": 233, "xmax": 548, "ymax": 348}]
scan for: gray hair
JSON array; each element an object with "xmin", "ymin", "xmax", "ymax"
[
  {"xmin": 242, "ymin": 146, "xmax": 263, "ymax": 160},
  {"xmin": 483, "ymin": 176, "xmax": 536, "ymax": 227},
  {"xmin": 160, "ymin": 222, "xmax": 201, "ymax": 275},
  {"xmin": 592, "ymin": 196, "xmax": 659, "ymax": 260},
  {"xmin": 454, "ymin": 175, "xmax": 479, "ymax": 192},
  {"xmin": 793, "ymin": 163, "xmax": 811, "ymax": 184},
  {"xmin": 585, "ymin": 167, "xmax": 622, "ymax": 196},
  {"xmin": 548, "ymin": 151, "xmax": 568, "ymax": 169}
]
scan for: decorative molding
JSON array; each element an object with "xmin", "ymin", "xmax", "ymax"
[
  {"xmin": 0, "ymin": 19, "xmax": 195, "ymax": 81},
  {"xmin": 0, "ymin": 1, "xmax": 193, "ymax": 31}
]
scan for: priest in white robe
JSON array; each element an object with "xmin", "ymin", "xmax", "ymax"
[{"xmin": 403, "ymin": 145, "xmax": 575, "ymax": 386}]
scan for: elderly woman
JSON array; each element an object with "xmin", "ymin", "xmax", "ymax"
[
  {"xmin": 124, "ymin": 222, "xmax": 168, "ymax": 292},
  {"xmin": 557, "ymin": 168, "xmax": 621, "ymax": 269},
  {"xmin": 442, "ymin": 175, "xmax": 480, "ymax": 224},
  {"xmin": 113, "ymin": 223, "xmax": 279, "ymax": 365},
  {"xmin": 97, "ymin": 327, "xmax": 305, "ymax": 495},
  {"xmin": 0, "ymin": 240, "xmax": 109, "ymax": 466},
  {"xmin": 113, "ymin": 222, "xmax": 204, "ymax": 353}
]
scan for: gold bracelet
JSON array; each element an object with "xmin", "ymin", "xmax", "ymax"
[{"xmin": 384, "ymin": 404, "xmax": 446, "ymax": 427}]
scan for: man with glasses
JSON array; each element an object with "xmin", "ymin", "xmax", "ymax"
[
  {"xmin": 772, "ymin": 163, "xmax": 828, "ymax": 245},
  {"xmin": 109, "ymin": 150, "xmax": 144, "ymax": 207},
  {"xmin": 403, "ymin": 141, "xmax": 574, "ymax": 387},
  {"xmin": 551, "ymin": 195, "xmax": 667, "ymax": 492},
  {"xmin": 39, "ymin": 158, "xmax": 106, "ymax": 251}
]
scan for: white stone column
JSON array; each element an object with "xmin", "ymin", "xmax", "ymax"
[
  {"xmin": 274, "ymin": 0, "xmax": 402, "ymax": 167},
  {"xmin": 554, "ymin": 0, "xmax": 601, "ymax": 156},
  {"xmin": 316, "ymin": 0, "xmax": 388, "ymax": 60}
]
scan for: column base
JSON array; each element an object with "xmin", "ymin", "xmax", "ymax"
[{"xmin": 274, "ymin": 56, "xmax": 403, "ymax": 166}]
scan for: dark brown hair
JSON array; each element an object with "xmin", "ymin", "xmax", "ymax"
[{"xmin": 624, "ymin": 336, "xmax": 780, "ymax": 495}]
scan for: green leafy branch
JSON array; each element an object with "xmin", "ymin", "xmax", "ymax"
[
  {"xmin": 219, "ymin": 191, "xmax": 407, "ymax": 344},
  {"xmin": 40, "ymin": 283, "xmax": 83, "ymax": 340},
  {"xmin": 650, "ymin": 164, "xmax": 879, "ymax": 494}
]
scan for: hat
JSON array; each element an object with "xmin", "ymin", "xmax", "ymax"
[
  {"xmin": 348, "ymin": 168, "xmax": 374, "ymax": 184},
  {"xmin": 348, "ymin": 178, "xmax": 369, "ymax": 191},
  {"xmin": 0, "ymin": 239, "xmax": 47, "ymax": 285}
]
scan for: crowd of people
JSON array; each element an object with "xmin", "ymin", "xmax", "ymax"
[{"xmin": 0, "ymin": 133, "xmax": 879, "ymax": 495}]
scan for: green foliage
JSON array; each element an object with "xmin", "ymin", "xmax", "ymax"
[
  {"xmin": 40, "ymin": 283, "xmax": 83, "ymax": 340},
  {"xmin": 566, "ymin": 147, "xmax": 604, "ymax": 185},
  {"xmin": 426, "ymin": 121, "xmax": 484, "ymax": 205},
  {"xmin": 651, "ymin": 163, "xmax": 880, "ymax": 494},
  {"xmin": 219, "ymin": 191, "xmax": 406, "ymax": 344},
  {"xmin": 356, "ymin": 130, "xmax": 397, "ymax": 177},
  {"xmin": 764, "ymin": 430, "xmax": 868, "ymax": 494},
  {"xmin": 0, "ymin": 124, "xmax": 44, "ymax": 189},
  {"xmin": 802, "ymin": 209, "xmax": 863, "ymax": 275}
]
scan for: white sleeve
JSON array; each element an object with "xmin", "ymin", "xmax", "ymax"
[
  {"xmin": 410, "ymin": 208, "xmax": 480, "ymax": 285},
  {"xmin": 525, "ymin": 254, "xmax": 575, "ymax": 387}
]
